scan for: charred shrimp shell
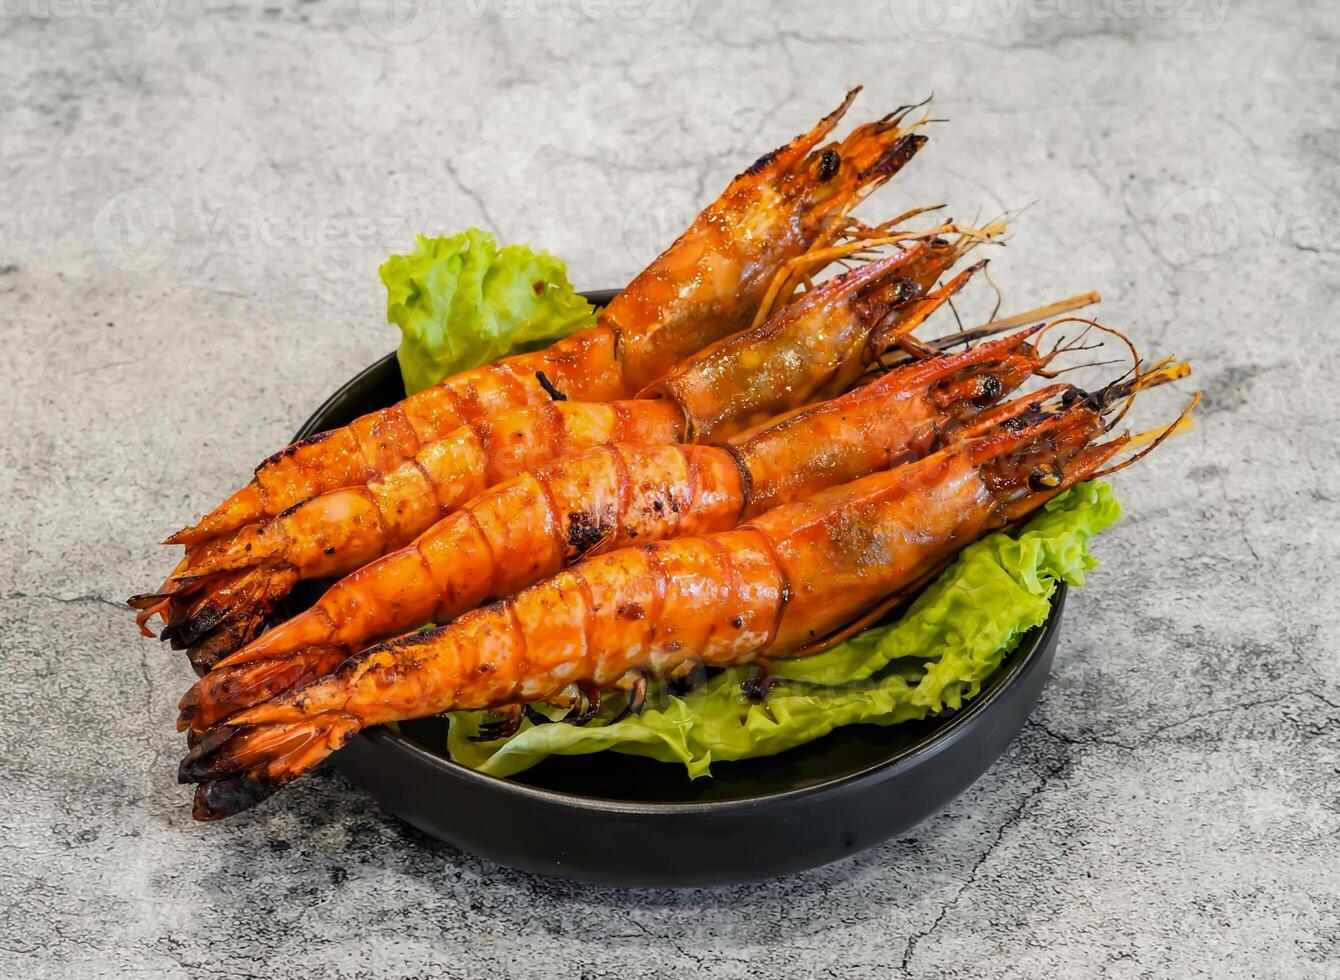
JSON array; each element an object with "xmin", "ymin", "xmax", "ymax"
[{"xmin": 217, "ymin": 336, "xmax": 1066, "ymax": 887}]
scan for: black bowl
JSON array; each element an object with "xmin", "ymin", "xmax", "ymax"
[{"xmin": 292, "ymin": 289, "xmax": 1062, "ymax": 886}]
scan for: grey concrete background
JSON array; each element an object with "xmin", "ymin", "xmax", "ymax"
[{"xmin": 1, "ymin": 0, "xmax": 1337, "ymax": 976}]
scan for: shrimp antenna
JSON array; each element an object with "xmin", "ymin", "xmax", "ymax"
[
  {"xmin": 885, "ymin": 93, "xmax": 942, "ymax": 133},
  {"xmin": 950, "ymin": 215, "xmax": 1009, "ymax": 250},
  {"xmin": 1037, "ymin": 317, "xmax": 1138, "ymax": 376},
  {"xmin": 1036, "ymin": 357, "xmax": 1125, "ymax": 378},
  {"xmin": 1044, "ymin": 334, "xmax": 1108, "ymax": 360},
  {"xmin": 946, "ymin": 296, "xmax": 965, "ymax": 333},
  {"xmin": 1090, "ymin": 392, "xmax": 1201, "ymax": 480},
  {"xmin": 881, "ymin": 93, "xmax": 934, "ymax": 128},
  {"xmin": 1045, "ymin": 322, "xmax": 1096, "ymax": 358},
  {"xmin": 924, "ymin": 291, "xmax": 1101, "ymax": 353},
  {"xmin": 861, "ymin": 203, "xmax": 947, "ymax": 237},
  {"xmin": 749, "ymin": 217, "xmax": 992, "ymax": 329},
  {"xmin": 1034, "ymin": 316, "xmax": 1147, "ymax": 425},
  {"xmin": 961, "ymin": 202, "xmax": 1032, "ymax": 251},
  {"xmin": 1085, "ymin": 357, "xmax": 1193, "ymax": 430},
  {"xmin": 981, "ymin": 263, "xmax": 1005, "ymax": 324}
]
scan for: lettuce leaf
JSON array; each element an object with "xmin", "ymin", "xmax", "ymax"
[
  {"xmin": 443, "ymin": 481, "xmax": 1122, "ymax": 779},
  {"xmin": 380, "ymin": 229, "xmax": 598, "ymax": 395}
]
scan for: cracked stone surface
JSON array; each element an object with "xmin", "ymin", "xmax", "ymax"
[{"xmin": 2, "ymin": 1, "xmax": 1338, "ymax": 977}]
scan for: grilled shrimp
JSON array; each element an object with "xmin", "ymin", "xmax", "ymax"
[
  {"xmin": 137, "ymin": 233, "xmax": 989, "ymax": 666},
  {"xmin": 178, "ymin": 328, "xmax": 1048, "ymax": 732},
  {"xmin": 645, "ymin": 236, "xmax": 987, "ymax": 440},
  {"xmin": 165, "ymin": 90, "xmax": 927, "ymax": 548},
  {"xmin": 135, "ymin": 399, "xmax": 685, "ymax": 662},
  {"xmin": 180, "ymin": 377, "xmax": 1194, "ymax": 819}
]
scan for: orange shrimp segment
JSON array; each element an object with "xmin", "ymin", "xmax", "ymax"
[
  {"xmin": 759, "ymin": 452, "xmax": 995, "ymax": 651},
  {"xmin": 178, "ymin": 329, "xmax": 1047, "ymax": 733},
  {"xmin": 177, "ymin": 399, "xmax": 685, "ymax": 583},
  {"xmin": 647, "ymin": 235, "xmax": 985, "ymax": 440},
  {"xmin": 155, "ymin": 226, "xmax": 991, "ymax": 667},
  {"xmin": 730, "ymin": 328, "xmax": 1042, "ymax": 514},
  {"xmin": 165, "ymin": 91, "xmax": 926, "ymax": 548},
  {"xmin": 150, "ymin": 399, "xmax": 686, "ymax": 671},
  {"xmin": 181, "ymin": 385, "xmax": 1195, "ymax": 820}
]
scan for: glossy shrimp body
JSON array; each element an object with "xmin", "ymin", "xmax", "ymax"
[
  {"xmin": 167, "ymin": 90, "xmax": 926, "ymax": 548},
  {"xmin": 139, "ymin": 399, "xmax": 683, "ymax": 670},
  {"xmin": 169, "ymin": 238, "xmax": 973, "ymax": 591},
  {"xmin": 179, "ymin": 330, "xmax": 1046, "ymax": 732},
  {"xmin": 144, "ymin": 236, "xmax": 986, "ymax": 667},
  {"xmin": 180, "ymin": 397, "xmax": 1129, "ymax": 819},
  {"xmin": 647, "ymin": 237, "xmax": 982, "ymax": 440},
  {"xmin": 154, "ymin": 399, "xmax": 686, "ymax": 598}
]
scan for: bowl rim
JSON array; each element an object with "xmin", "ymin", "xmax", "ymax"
[
  {"xmin": 296, "ymin": 289, "xmax": 1062, "ymax": 819},
  {"xmin": 349, "ymin": 601, "xmax": 1059, "ymax": 817}
]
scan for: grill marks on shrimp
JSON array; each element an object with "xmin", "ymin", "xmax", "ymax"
[
  {"xmin": 177, "ymin": 332, "xmax": 1051, "ymax": 732},
  {"xmin": 183, "ymin": 382, "xmax": 1188, "ymax": 820}
]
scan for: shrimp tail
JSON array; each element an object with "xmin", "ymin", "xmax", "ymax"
[
  {"xmin": 166, "ymin": 483, "xmax": 266, "ymax": 547},
  {"xmin": 171, "ymin": 523, "xmax": 290, "ymax": 578},
  {"xmin": 179, "ymin": 646, "xmax": 345, "ymax": 733},
  {"xmin": 190, "ymin": 772, "xmax": 284, "ymax": 822},
  {"xmin": 127, "ymin": 593, "xmax": 173, "ymax": 637},
  {"xmin": 182, "ymin": 713, "xmax": 360, "ymax": 821},
  {"xmin": 161, "ymin": 567, "xmax": 298, "ymax": 673},
  {"xmin": 127, "ymin": 554, "xmax": 196, "ymax": 635}
]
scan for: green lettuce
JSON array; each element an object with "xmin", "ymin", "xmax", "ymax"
[
  {"xmin": 443, "ymin": 481, "xmax": 1122, "ymax": 778},
  {"xmin": 380, "ymin": 229, "xmax": 598, "ymax": 395}
]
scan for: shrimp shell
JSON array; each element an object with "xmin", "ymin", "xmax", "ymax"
[
  {"xmin": 166, "ymin": 90, "xmax": 927, "ymax": 547},
  {"xmin": 180, "ymin": 331, "xmax": 1046, "ymax": 732},
  {"xmin": 182, "ymin": 399, "xmax": 1131, "ymax": 820}
]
